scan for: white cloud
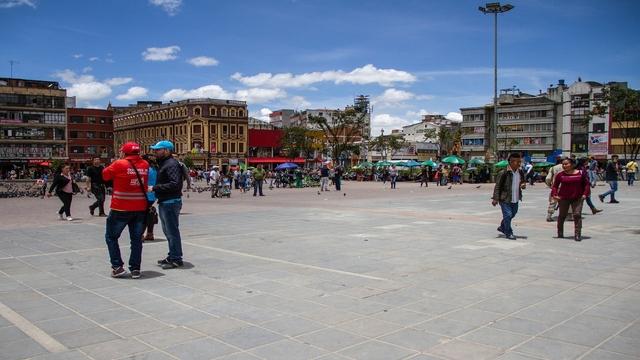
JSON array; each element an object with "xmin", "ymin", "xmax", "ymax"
[
  {"xmin": 149, "ymin": 0, "xmax": 182, "ymax": 16},
  {"xmin": 116, "ymin": 86, "xmax": 149, "ymax": 101},
  {"xmin": 82, "ymin": 66, "xmax": 93, "ymax": 73},
  {"xmin": 289, "ymin": 95, "xmax": 311, "ymax": 109},
  {"xmin": 371, "ymin": 113, "xmax": 411, "ymax": 135},
  {"xmin": 231, "ymin": 64, "xmax": 416, "ymax": 88},
  {"xmin": 445, "ymin": 112, "xmax": 463, "ymax": 122},
  {"xmin": 405, "ymin": 109, "xmax": 436, "ymax": 119},
  {"xmin": 72, "ymin": 54, "xmax": 83, "ymax": 59},
  {"xmin": 161, "ymin": 84, "xmax": 286, "ymax": 104},
  {"xmin": 105, "ymin": 58, "xmax": 115, "ymax": 63},
  {"xmin": 105, "ymin": 77, "xmax": 133, "ymax": 86},
  {"xmin": 89, "ymin": 57, "xmax": 99, "ymax": 62},
  {"xmin": 187, "ymin": 56, "xmax": 219, "ymax": 67},
  {"xmin": 251, "ymin": 108, "xmax": 273, "ymax": 122},
  {"xmin": 67, "ymin": 82, "xmax": 112, "ymax": 101},
  {"xmin": 142, "ymin": 46, "xmax": 180, "ymax": 61},
  {"xmin": 161, "ymin": 84, "xmax": 230, "ymax": 101},
  {"xmin": 53, "ymin": 69, "xmax": 95, "ymax": 84},
  {"xmin": 234, "ymin": 88, "xmax": 286, "ymax": 103},
  {"xmin": 0, "ymin": 0, "xmax": 36, "ymax": 8},
  {"xmin": 374, "ymin": 88, "xmax": 415, "ymax": 104}
]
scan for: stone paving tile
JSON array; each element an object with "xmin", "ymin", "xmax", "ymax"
[
  {"xmin": 79, "ymin": 338, "xmax": 152, "ymax": 360},
  {"xmin": 215, "ymin": 353, "xmax": 262, "ymax": 360},
  {"xmin": 369, "ymin": 308, "xmax": 434, "ymax": 327},
  {"xmin": 187, "ymin": 317, "xmax": 248, "ymax": 336},
  {"xmin": 135, "ymin": 326, "xmax": 205, "ymax": 349},
  {"xmin": 489, "ymin": 316, "xmax": 550, "ymax": 336},
  {"xmin": 84, "ymin": 307, "xmax": 146, "ymax": 325},
  {"xmin": 513, "ymin": 337, "xmax": 590, "ymax": 359},
  {"xmin": 216, "ymin": 325, "xmax": 285, "ymax": 350},
  {"xmin": 599, "ymin": 335, "xmax": 640, "ymax": 357},
  {"xmin": 413, "ymin": 317, "xmax": 479, "ymax": 337},
  {"xmin": 52, "ymin": 326, "xmax": 121, "ymax": 349},
  {"xmin": 336, "ymin": 316, "xmax": 404, "ymax": 338},
  {"xmin": 461, "ymin": 327, "xmax": 531, "ymax": 349},
  {"xmin": 105, "ymin": 316, "xmax": 173, "ymax": 337},
  {"xmin": 540, "ymin": 315, "xmax": 628, "ymax": 347},
  {"xmin": 115, "ymin": 350, "xmax": 176, "ymax": 360},
  {"xmin": 35, "ymin": 316, "xmax": 95, "ymax": 335},
  {"xmin": 494, "ymin": 353, "xmax": 543, "ymax": 360},
  {"xmin": 165, "ymin": 337, "xmax": 239, "ymax": 360},
  {"xmin": 0, "ymin": 326, "xmax": 29, "ymax": 344},
  {"xmin": 261, "ymin": 315, "xmax": 326, "ymax": 337},
  {"xmin": 338, "ymin": 340, "xmax": 418, "ymax": 360},
  {"xmin": 299, "ymin": 307, "xmax": 363, "ymax": 326},
  {"xmin": 581, "ymin": 349, "xmax": 639, "ymax": 360},
  {"xmin": 249, "ymin": 339, "xmax": 327, "ymax": 359},
  {"xmin": 296, "ymin": 328, "xmax": 367, "ymax": 352},
  {"xmin": 428, "ymin": 339, "xmax": 504, "ymax": 360},
  {"xmin": 1, "ymin": 338, "xmax": 48, "ymax": 360},
  {"xmin": 378, "ymin": 328, "xmax": 448, "ymax": 352}
]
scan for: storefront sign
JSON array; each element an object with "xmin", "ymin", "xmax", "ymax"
[{"xmin": 589, "ymin": 134, "xmax": 608, "ymax": 155}]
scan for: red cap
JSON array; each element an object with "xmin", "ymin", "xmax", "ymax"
[{"xmin": 120, "ymin": 142, "xmax": 140, "ymax": 155}]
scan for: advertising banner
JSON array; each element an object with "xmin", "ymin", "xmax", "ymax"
[{"xmin": 589, "ymin": 134, "xmax": 608, "ymax": 155}]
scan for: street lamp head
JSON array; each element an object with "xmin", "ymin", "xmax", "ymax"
[
  {"xmin": 479, "ymin": 2, "xmax": 513, "ymax": 13},
  {"xmin": 501, "ymin": 4, "xmax": 514, "ymax": 12},
  {"xmin": 478, "ymin": 6, "xmax": 486, "ymax": 12}
]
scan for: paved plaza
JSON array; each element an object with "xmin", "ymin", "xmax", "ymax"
[{"xmin": 0, "ymin": 181, "xmax": 639, "ymax": 360}]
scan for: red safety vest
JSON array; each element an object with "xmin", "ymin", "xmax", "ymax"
[{"xmin": 102, "ymin": 156, "xmax": 149, "ymax": 211}]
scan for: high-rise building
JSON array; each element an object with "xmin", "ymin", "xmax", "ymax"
[
  {"xmin": 67, "ymin": 108, "xmax": 114, "ymax": 167},
  {"xmin": 0, "ymin": 78, "xmax": 67, "ymax": 175},
  {"xmin": 113, "ymin": 98, "xmax": 248, "ymax": 172}
]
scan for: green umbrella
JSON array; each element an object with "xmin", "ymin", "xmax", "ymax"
[
  {"xmin": 533, "ymin": 161, "xmax": 554, "ymax": 169},
  {"xmin": 494, "ymin": 160, "xmax": 509, "ymax": 168},
  {"xmin": 356, "ymin": 161, "xmax": 373, "ymax": 168},
  {"xmin": 375, "ymin": 161, "xmax": 392, "ymax": 167},
  {"xmin": 469, "ymin": 158, "xmax": 485, "ymax": 166},
  {"xmin": 421, "ymin": 160, "xmax": 438, "ymax": 167},
  {"xmin": 442, "ymin": 155, "xmax": 466, "ymax": 165}
]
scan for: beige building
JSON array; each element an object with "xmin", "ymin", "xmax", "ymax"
[{"xmin": 113, "ymin": 99, "xmax": 248, "ymax": 170}]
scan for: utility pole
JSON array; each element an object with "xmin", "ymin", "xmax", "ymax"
[{"xmin": 9, "ymin": 60, "xmax": 19, "ymax": 79}]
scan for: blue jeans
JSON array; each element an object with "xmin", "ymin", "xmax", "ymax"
[
  {"xmin": 105, "ymin": 210, "xmax": 145, "ymax": 270},
  {"xmin": 499, "ymin": 202, "xmax": 519, "ymax": 236},
  {"xmin": 600, "ymin": 180, "xmax": 618, "ymax": 201},
  {"xmin": 159, "ymin": 201, "xmax": 183, "ymax": 261},
  {"xmin": 628, "ymin": 173, "xmax": 636, "ymax": 186},
  {"xmin": 253, "ymin": 179, "xmax": 264, "ymax": 196},
  {"xmin": 390, "ymin": 175, "xmax": 397, "ymax": 189}
]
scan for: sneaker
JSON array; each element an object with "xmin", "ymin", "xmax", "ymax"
[
  {"xmin": 546, "ymin": 217, "xmax": 554, "ymax": 222},
  {"xmin": 58, "ymin": 212, "xmax": 64, "ymax": 220},
  {"xmin": 131, "ymin": 270, "xmax": 141, "ymax": 279},
  {"xmin": 66, "ymin": 216, "xmax": 73, "ymax": 221},
  {"xmin": 161, "ymin": 260, "xmax": 184, "ymax": 269},
  {"xmin": 89, "ymin": 206, "xmax": 95, "ymax": 216},
  {"xmin": 505, "ymin": 234, "xmax": 517, "ymax": 240},
  {"xmin": 143, "ymin": 234, "xmax": 155, "ymax": 242},
  {"xmin": 497, "ymin": 227, "xmax": 505, "ymax": 234},
  {"xmin": 592, "ymin": 209, "xmax": 603, "ymax": 215},
  {"xmin": 98, "ymin": 213, "xmax": 107, "ymax": 217},
  {"xmin": 157, "ymin": 257, "xmax": 170, "ymax": 266},
  {"xmin": 598, "ymin": 195, "xmax": 605, "ymax": 203},
  {"xmin": 609, "ymin": 200, "xmax": 620, "ymax": 204},
  {"xmin": 111, "ymin": 266, "xmax": 126, "ymax": 278}
]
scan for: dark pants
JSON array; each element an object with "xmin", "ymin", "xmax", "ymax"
[
  {"xmin": 335, "ymin": 176, "xmax": 341, "ymax": 191},
  {"xmin": 57, "ymin": 191, "xmax": 72, "ymax": 217},
  {"xmin": 628, "ymin": 173, "xmax": 636, "ymax": 186},
  {"xmin": 557, "ymin": 198, "xmax": 584, "ymax": 237},
  {"xmin": 253, "ymin": 179, "xmax": 264, "ymax": 196},
  {"xmin": 420, "ymin": 176, "xmax": 428, "ymax": 187},
  {"xmin": 159, "ymin": 201, "xmax": 183, "ymax": 261},
  {"xmin": 90, "ymin": 184, "xmax": 106, "ymax": 215},
  {"xmin": 499, "ymin": 202, "xmax": 519, "ymax": 236},
  {"xmin": 390, "ymin": 175, "xmax": 397, "ymax": 189},
  {"xmin": 105, "ymin": 210, "xmax": 145, "ymax": 270},
  {"xmin": 145, "ymin": 203, "xmax": 157, "ymax": 235}
]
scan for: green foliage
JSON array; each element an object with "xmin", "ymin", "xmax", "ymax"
[
  {"xmin": 593, "ymin": 85, "xmax": 640, "ymax": 160},
  {"xmin": 281, "ymin": 126, "xmax": 324, "ymax": 159},
  {"xmin": 309, "ymin": 108, "xmax": 368, "ymax": 161},
  {"xmin": 371, "ymin": 135, "xmax": 407, "ymax": 159},
  {"xmin": 182, "ymin": 155, "xmax": 194, "ymax": 169}
]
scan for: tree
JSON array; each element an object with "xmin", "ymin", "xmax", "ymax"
[
  {"xmin": 280, "ymin": 126, "xmax": 324, "ymax": 160},
  {"xmin": 372, "ymin": 135, "xmax": 407, "ymax": 160},
  {"xmin": 424, "ymin": 126, "xmax": 453, "ymax": 157},
  {"xmin": 182, "ymin": 155, "xmax": 194, "ymax": 169},
  {"xmin": 309, "ymin": 108, "xmax": 368, "ymax": 162},
  {"xmin": 593, "ymin": 85, "xmax": 640, "ymax": 160}
]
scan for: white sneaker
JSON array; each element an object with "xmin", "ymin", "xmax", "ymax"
[{"xmin": 66, "ymin": 217, "xmax": 73, "ymax": 221}]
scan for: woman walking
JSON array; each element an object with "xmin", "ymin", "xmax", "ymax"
[
  {"xmin": 389, "ymin": 164, "xmax": 398, "ymax": 189},
  {"xmin": 551, "ymin": 157, "xmax": 591, "ymax": 241},
  {"xmin": 47, "ymin": 165, "xmax": 76, "ymax": 221}
]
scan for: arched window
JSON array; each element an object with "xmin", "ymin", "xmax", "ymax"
[
  {"xmin": 194, "ymin": 106, "xmax": 202, "ymax": 116},
  {"xmin": 238, "ymin": 109, "xmax": 245, "ymax": 117},
  {"xmin": 230, "ymin": 108, "xmax": 237, "ymax": 117},
  {"xmin": 221, "ymin": 107, "xmax": 228, "ymax": 117},
  {"xmin": 209, "ymin": 107, "xmax": 217, "ymax": 116}
]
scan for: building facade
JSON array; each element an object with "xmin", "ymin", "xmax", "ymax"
[
  {"xmin": 269, "ymin": 109, "xmax": 295, "ymax": 128},
  {"xmin": 67, "ymin": 108, "xmax": 114, "ymax": 167},
  {"xmin": 113, "ymin": 99, "xmax": 248, "ymax": 171},
  {"xmin": 0, "ymin": 78, "xmax": 67, "ymax": 174}
]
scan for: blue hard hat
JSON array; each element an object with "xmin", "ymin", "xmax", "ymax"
[{"xmin": 150, "ymin": 140, "xmax": 174, "ymax": 151}]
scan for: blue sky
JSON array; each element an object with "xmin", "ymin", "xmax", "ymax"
[{"xmin": 2, "ymin": 0, "xmax": 639, "ymax": 134}]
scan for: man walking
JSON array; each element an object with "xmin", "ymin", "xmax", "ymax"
[
  {"xmin": 102, "ymin": 142, "xmax": 149, "ymax": 279},
  {"xmin": 86, "ymin": 157, "xmax": 107, "ymax": 216},
  {"xmin": 150, "ymin": 140, "xmax": 185, "ymax": 269},
  {"xmin": 320, "ymin": 164, "xmax": 330, "ymax": 191},
  {"xmin": 492, "ymin": 153, "xmax": 526, "ymax": 240},
  {"xmin": 599, "ymin": 155, "xmax": 620, "ymax": 203},
  {"xmin": 253, "ymin": 164, "xmax": 266, "ymax": 196},
  {"xmin": 335, "ymin": 165, "xmax": 344, "ymax": 191},
  {"xmin": 545, "ymin": 156, "xmax": 565, "ymax": 222},
  {"xmin": 626, "ymin": 159, "xmax": 637, "ymax": 186}
]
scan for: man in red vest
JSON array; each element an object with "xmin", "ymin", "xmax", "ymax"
[{"xmin": 102, "ymin": 142, "xmax": 149, "ymax": 278}]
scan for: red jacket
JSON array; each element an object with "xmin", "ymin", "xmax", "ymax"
[{"xmin": 102, "ymin": 156, "xmax": 149, "ymax": 211}]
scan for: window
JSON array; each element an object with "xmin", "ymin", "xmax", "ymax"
[
  {"xmin": 209, "ymin": 107, "xmax": 217, "ymax": 116},
  {"xmin": 231, "ymin": 142, "xmax": 236, "ymax": 153},
  {"xmin": 222, "ymin": 125, "xmax": 228, "ymax": 134},
  {"xmin": 70, "ymin": 131, "xmax": 79, "ymax": 138},
  {"xmin": 239, "ymin": 109, "xmax": 245, "ymax": 117},
  {"xmin": 87, "ymin": 116, "xmax": 96, "ymax": 124},
  {"xmin": 238, "ymin": 143, "xmax": 244, "ymax": 153},
  {"xmin": 70, "ymin": 116, "xmax": 83, "ymax": 124},
  {"xmin": 593, "ymin": 123, "xmax": 605, "ymax": 133},
  {"xmin": 238, "ymin": 125, "xmax": 244, "ymax": 135},
  {"xmin": 70, "ymin": 146, "xmax": 84, "ymax": 154},
  {"xmin": 210, "ymin": 124, "xmax": 216, "ymax": 134},
  {"xmin": 86, "ymin": 146, "xmax": 97, "ymax": 154},
  {"xmin": 230, "ymin": 108, "xmax": 237, "ymax": 117},
  {"xmin": 193, "ymin": 124, "xmax": 202, "ymax": 134},
  {"xmin": 194, "ymin": 107, "xmax": 201, "ymax": 116},
  {"xmin": 221, "ymin": 108, "xmax": 228, "ymax": 117},
  {"xmin": 222, "ymin": 142, "xmax": 228, "ymax": 153},
  {"xmin": 86, "ymin": 131, "xmax": 96, "ymax": 139},
  {"xmin": 230, "ymin": 125, "xmax": 236, "ymax": 134}
]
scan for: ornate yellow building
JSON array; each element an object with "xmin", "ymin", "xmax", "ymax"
[{"xmin": 113, "ymin": 99, "xmax": 248, "ymax": 170}]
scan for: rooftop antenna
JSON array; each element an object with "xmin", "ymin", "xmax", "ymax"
[{"xmin": 9, "ymin": 60, "xmax": 19, "ymax": 79}]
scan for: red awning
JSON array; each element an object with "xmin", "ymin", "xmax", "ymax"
[{"xmin": 248, "ymin": 157, "xmax": 305, "ymax": 164}]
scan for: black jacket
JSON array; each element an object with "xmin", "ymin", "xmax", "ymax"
[
  {"xmin": 605, "ymin": 161, "xmax": 619, "ymax": 181},
  {"xmin": 48, "ymin": 173, "xmax": 72, "ymax": 195},
  {"xmin": 492, "ymin": 168, "xmax": 526, "ymax": 203},
  {"xmin": 153, "ymin": 157, "xmax": 183, "ymax": 202}
]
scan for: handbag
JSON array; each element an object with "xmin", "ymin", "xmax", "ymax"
[
  {"xmin": 71, "ymin": 181, "xmax": 80, "ymax": 194},
  {"xmin": 126, "ymin": 160, "xmax": 152, "ymax": 224}
]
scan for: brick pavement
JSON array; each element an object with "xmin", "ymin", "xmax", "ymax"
[{"xmin": 0, "ymin": 180, "xmax": 638, "ymax": 359}]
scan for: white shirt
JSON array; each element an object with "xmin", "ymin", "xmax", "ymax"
[{"xmin": 511, "ymin": 169, "xmax": 520, "ymax": 203}]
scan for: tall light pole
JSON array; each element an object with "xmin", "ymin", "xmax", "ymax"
[{"xmin": 479, "ymin": 2, "xmax": 513, "ymax": 161}]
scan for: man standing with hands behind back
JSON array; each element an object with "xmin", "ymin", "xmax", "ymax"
[
  {"xmin": 149, "ymin": 140, "xmax": 185, "ymax": 269},
  {"xmin": 86, "ymin": 157, "xmax": 107, "ymax": 217},
  {"xmin": 492, "ymin": 153, "xmax": 527, "ymax": 240}
]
